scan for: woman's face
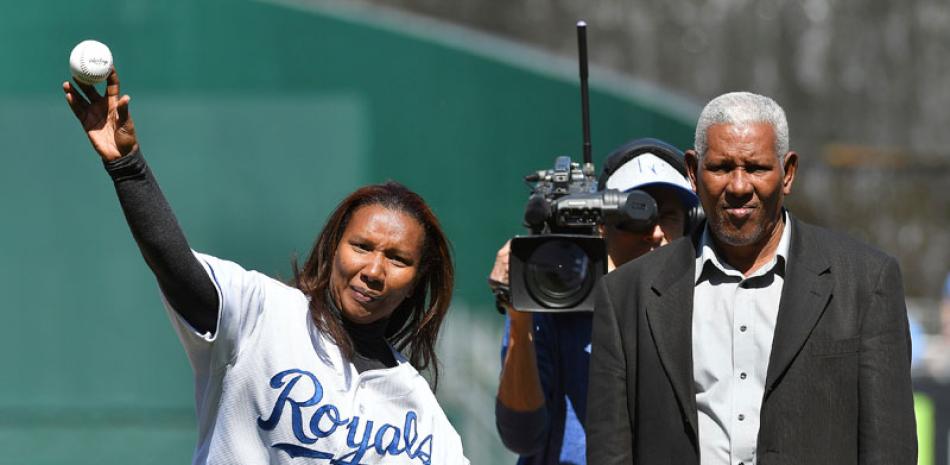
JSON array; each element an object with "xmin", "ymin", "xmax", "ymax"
[{"xmin": 330, "ymin": 204, "xmax": 425, "ymax": 324}]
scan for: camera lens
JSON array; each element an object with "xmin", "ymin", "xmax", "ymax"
[
  {"xmin": 525, "ymin": 239, "xmax": 596, "ymax": 309},
  {"xmin": 615, "ymin": 189, "xmax": 658, "ymax": 233}
]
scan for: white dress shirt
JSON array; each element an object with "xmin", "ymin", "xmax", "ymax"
[{"xmin": 692, "ymin": 211, "xmax": 791, "ymax": 465}]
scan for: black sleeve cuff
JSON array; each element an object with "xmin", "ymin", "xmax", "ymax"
[{"xmin": 103, "ymin": 148, "xmax": 147, "ymax": 182}]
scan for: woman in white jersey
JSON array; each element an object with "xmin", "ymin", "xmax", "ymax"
[{"xmin": 63, "ymin": 68, "xmax": 469, "ymax": 465}]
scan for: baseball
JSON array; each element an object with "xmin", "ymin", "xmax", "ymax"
[{"xmin": 69, "ymin": 40, "xmax": 113, "ymax": 85}]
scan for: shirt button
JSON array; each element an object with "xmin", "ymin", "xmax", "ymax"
[
  {"xmin": 740, "ymin": 372, "xmax": 747, "ymax": 380},
  {"xmin": 738, "ymin": 414, "xmax": 745, "ymax": 421},
  {"xmin": 739, "ymin": 325, "xmax": 748, "ymax": 332}
]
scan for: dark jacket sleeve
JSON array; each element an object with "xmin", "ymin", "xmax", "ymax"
[
  {"xmin": 587, "ymin": 277, "xmax": 635, "ymax": 464},
  {"xmin": 495, "ymin": 399, "xmax": 549, "ymax": 456},
  {"xmin": 104, "ymin": 149, "xmax": 219, "ymax": 334},
  {"xmin": 858, "ymin": 256, "xmax": 917, "ymax": 464}
]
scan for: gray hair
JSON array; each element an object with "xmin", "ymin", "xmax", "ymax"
[{"xmin": 694, "ymin": 92, "xmax": 789, "ymax": 159}]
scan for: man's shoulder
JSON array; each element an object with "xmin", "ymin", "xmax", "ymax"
[
  {"xmin": 602, "ymin": 237, "xmax": 693, "ymax": 288},
  {"xmin": 793, "ymin": 218, "xmax": 894, "ymax": 267}
]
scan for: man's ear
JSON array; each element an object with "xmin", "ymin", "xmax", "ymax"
[
  {"xmin": 782, "ymin": 151, "xmax": 798, "ymax": 195},
  {"xmin": 684, "ymin": 149, "xmax": 700, "ymax": 192}
]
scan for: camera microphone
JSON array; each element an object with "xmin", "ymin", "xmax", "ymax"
[
  {"xmin": 577, "ymin": 21, "xmax": 594, "ymax": 174},
  {"xmin": 524, "ymin": 194, "xmax": 550, "ymax": 231}
]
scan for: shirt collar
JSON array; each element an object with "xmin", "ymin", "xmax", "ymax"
[{"xmin": 695, "ymin": 209, "xmax": 792, "ymax": 283}]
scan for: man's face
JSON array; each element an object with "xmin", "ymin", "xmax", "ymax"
[
  {"xmin": 686, "ymin": 122, "xmax": 797, "ymax": 249},
  {"xmin": 602, "ymin": 186, "xmax": 686, "ymax": 268}
]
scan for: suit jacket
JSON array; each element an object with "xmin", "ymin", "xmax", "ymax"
[{"xmin": 586, "ymin": 216, "xmax": 916, "ymax": 465}]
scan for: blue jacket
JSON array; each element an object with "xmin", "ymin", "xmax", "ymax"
[{"xmin": 497, "ymin": 312, "xmax": 592, "ymax": 465}]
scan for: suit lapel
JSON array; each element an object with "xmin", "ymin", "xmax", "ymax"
[
  {"xmin": 764, "ymin": 217, "xmax": 833, "ymax": 397},
  {"xmin": 645, "ymin": 238, "xmax": 699, "ymax": 437}
]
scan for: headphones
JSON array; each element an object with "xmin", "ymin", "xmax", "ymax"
[{"xmin": 597, "ymin": 137, "xmax": 705, "ymax": 235}]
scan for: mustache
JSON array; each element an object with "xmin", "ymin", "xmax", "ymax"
[{"xmin": 720, "ymin": 201, "xmax": 758, "ymax": 209}]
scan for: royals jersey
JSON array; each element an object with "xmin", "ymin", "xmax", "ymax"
[{"xmin": 162, "ymin": 252, "xmax": 469, "ymax": 465}]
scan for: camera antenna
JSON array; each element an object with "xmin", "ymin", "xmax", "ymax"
[{"xmin": 577, "ymin": 21, "xmax": 594, "ymax": 175}]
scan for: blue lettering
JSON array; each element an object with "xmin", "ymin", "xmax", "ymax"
[
  {"xmin": 336, "ymin": 417, "xmax": 373, "ymax": 465},
  {"xmin": 256, "ymin": 369, "xmax": 322, "ymax": 444},
  {"xmin": 403, "ymin": 410, "xmax": 419, "ymax": 450},
  {"xmin": 411, "ymin": 435, "xmax": 433, "ymax": 465},
  {"xmin": 273, "ymin": 443, "xmax": 334, "ymax": 460},
  {"xmin": 309, "ymin": 404, "xmax": 347, "ymax": 438},
  {"xmin": 259, "ymin": 368, "xmax": 438, "ymax": 464},
  {"xmin": 374, "ymin": 423, "xmax": 404, "ymax": 455}
]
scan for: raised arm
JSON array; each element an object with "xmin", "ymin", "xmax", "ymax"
[{"xmin": 63, "ymin": 69, "xmax": 219, "ymax": 334}]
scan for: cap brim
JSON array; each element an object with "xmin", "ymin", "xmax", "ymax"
[{"xmin": 626, "ymin": 181, "xmax": 699, "ymax": 209}]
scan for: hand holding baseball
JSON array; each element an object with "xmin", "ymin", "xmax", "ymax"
[{"xmin": 63, "ymin": 66, "xmax": 138, "ymax": 162}]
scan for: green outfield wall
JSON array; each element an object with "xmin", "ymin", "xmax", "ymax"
[{"xmin": 0, "ymin": 1, "xmax": 697, "ymax": 463}]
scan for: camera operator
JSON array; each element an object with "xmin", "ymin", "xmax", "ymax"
[{"xmin": 489, "ymin": 138, "xmax": 700, "ymax": 465}]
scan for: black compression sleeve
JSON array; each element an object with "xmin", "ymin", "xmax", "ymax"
[{"xmin": 104, "ymin": 149, "xmax": 219, "ymax": 334}]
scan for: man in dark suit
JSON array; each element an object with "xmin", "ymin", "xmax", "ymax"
[{"xmin": 586, "ymin": 92, "xmax": 916, "ymax": 465}]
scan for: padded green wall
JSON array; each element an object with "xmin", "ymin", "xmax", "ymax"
[{"xmin": 0, "ymin": 1, "xmax": 694, "ymax": 463}]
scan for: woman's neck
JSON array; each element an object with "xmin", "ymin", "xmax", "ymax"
[
  {"xmin": 341, "ymin": 315, "xmax": 390, "ymax": 348},
  {"xmin": 326, "ymin": 293, "xmax": 397, "ymax": 370}
]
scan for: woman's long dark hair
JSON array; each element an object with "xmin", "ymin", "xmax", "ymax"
[{"xmin": 293, "ymin": 181, "xmax": 454, "ymax": 388}]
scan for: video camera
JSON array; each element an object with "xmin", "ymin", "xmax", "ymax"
[
  {"xmin": 507, "ymin": 23, "xmax": 663, "ymax": 313},
  {"xmin": 509, "ymin": 158, "xmax": 663, "ymax": 312}
]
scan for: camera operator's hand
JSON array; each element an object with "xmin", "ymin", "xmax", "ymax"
[
  {"xmin": 489, "ymin": 240, "xmax": 525, "ymax": 320},
  {"xmin": 489, "ymin": 240, "xmax": 511, "ymax": 288},
  {"xmin": 489, "ymin": 240, "xmax": 531, "ymax": 322}
]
